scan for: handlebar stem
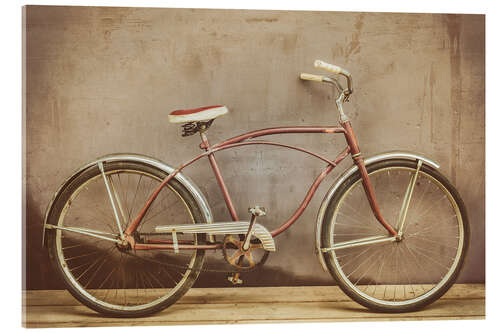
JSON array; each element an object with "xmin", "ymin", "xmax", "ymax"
[
  {"xmin": 336, "ymin": 92, "xmax": 349, "ymax": 123},
  {"xmin": 321, "ymin": 77, "xmax": 350, "ymax": 123},
  {"xmin": 316, "ymin": 77, "xmax": 350, "ymax": 123}
]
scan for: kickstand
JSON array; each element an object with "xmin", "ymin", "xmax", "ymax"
[
  {"xmin": 228, "ymin": 272, "xmax": 243, "ymax": 285},
  {"xmin": 228, "ymin": 256, "xmax": 244, "ymax": 285}
]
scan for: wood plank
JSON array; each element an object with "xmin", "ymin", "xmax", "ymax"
[
  {"xmin": 23, "ymin": 283, "xmax": 485, "ymax": 306},
  {"xmin": 23, "ymin": 299, "xmax": 485, "ymax": 328},
  {"xmin": 23, "ymin": 284, "xmax": 485, "ymax": 328}
]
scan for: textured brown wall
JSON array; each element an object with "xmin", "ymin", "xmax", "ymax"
[{"xmin": 24, "ymin": 6, "xmax": 484, "ymax": 289}]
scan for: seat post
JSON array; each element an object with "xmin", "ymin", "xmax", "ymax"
[
  {"xmin": 199, "ymin": 131, "xmax": 210, "ymax": 150},
  {"xmin": 199, "ymin": 131, "xmax": 239, "ymax": 221}
]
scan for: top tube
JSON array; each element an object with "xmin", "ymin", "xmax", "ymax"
[{"xmin": 209, "ymin": 126, "xmax": 345, "ymax": 150}]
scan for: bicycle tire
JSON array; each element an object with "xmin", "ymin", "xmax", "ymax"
[
  {"xmin": 321, "ymin": 159, "xmax": 469, "ymax": 312},
  {"xmin": 46, "ymin": 160, "xmax": 206, "ymax": 317}
]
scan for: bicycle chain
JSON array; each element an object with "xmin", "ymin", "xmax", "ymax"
[{"xmin": 122, "ymin": 248, "xmax": 262, "ymax": 274}]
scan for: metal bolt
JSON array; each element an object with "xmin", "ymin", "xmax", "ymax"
[{"xmin": 248, "ymin": 206, "xmax": 266, "ymax": 216}]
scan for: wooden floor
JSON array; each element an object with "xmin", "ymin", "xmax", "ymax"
[{"xmin": 22, "ymin": 284, "xmax": 485, "ymax": 328}]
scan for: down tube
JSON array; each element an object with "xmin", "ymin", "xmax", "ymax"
[{"xmin": 270, "ymin": 146, "xmax": 350, "ymax": 237}]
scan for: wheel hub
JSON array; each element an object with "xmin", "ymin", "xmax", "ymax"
[{"xmin": 115, "ymin": 234, "xmax": 134, "ymax": 251}]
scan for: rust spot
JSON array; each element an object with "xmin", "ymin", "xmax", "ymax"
[
  {"xmin": 385, "ymin": 61, "xmax": 395, "ymax": 74},
  {"xmin": 100, "ymin": 17, "xmax": 114, "ymax": 25},
  {"xmin": 344, "ymin": 13, "xmax": 365, "ymax": 60},
  {"xmin": 103, "ymin": 30, "xmax": 111, "ymax": 40},
  {"xmin": 282, "ymin": 34, "xmax": 298, "ymax": 53},
  {"xmin": 246, "ymin": 17, "xmax": 278, "ymax": 23},
  {"xmin": 183, "ymin": 53, "xmax": 203, "ymax": 76},
  {"xmin": 354, "ymin": 14, "xmax": 364, "ymax": 31},
  {"xmin": 429, "ymin": 63, "xmax": 436, "ymax": 144},
  {"xmin": 446, "ymin": 14, "xmax": 462, "ymax": 184}
]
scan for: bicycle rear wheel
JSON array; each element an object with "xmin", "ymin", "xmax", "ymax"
[
  {"xmin": 46, "ymin": 160, "xmax": 206, "ymax": 317},
  {"xmin": 321, "ymin": 159, "xmax": 469, "ymax": 312}
]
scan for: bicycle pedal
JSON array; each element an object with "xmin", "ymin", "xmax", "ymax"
[
  {"xmin": 249, "ymin": 205, "xmax": 266, "ymax": 217},
  {"xmin": 227, "ymin": 274, "xmax": 243, "ymax": 285}
]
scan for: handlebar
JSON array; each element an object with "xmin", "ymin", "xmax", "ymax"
[
  {"xmin": 314, "ymin": 60, "xmax": 347, "ymax": 76},
  {"xmin": 300, "ymin": 60, "xmax": 353, "ymax": 122},
  {"xmin": 299, "ymin": 73, "xmax": 325, "ymax": 82},
  {"xmin": 300, "ymin": 59, "xmax": 353, "ymax": 96}
]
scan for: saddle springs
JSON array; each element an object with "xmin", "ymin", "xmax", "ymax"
[{"xmin": 181, "ymin": 120, "xmax": 214, "ymax": 137}]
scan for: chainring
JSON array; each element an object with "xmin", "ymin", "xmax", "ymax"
[{"xmin": 222, "ymin": 234, "xmax": 269, "ymax": 271}]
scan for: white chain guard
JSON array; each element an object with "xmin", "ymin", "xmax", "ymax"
[{"xmin": 155, "ymin": 222, "xmax": 276, "ymax": 252}]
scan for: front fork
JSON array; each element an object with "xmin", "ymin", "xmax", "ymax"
[{"xmin": 342, "ymin": 121, "xmax": 398, "ymax": 237}]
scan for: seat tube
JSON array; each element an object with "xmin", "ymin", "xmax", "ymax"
[
  {"xmin": 200, "ymin": 132, "xmax": 239, "ymax": 221},
  {"xmin": 342, "ymin": 121, "xmax": 397, "ymax": 236}
]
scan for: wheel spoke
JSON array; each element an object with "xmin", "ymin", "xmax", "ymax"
[
  {"xmin": 406, "ymin": 234, "xmax": 458, "ymax": 250},
  {"xmin": 352, "ymin": 245, "xmax": 387, "ymax": 285},
  {"xmin": 128, "ymin": 174, "xmax": 143, "ymax": 226}
]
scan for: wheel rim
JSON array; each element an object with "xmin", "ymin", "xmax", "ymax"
[
  {"xmin": 55, "ymin": 167, "xmax": 199, "ymax": 312},
  {"xmin": 329, "ymin": 166, "xmax": 464, "ymax": 307}
]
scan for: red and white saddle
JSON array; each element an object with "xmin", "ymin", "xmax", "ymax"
[{"xmin": 168, "ymin": 105, "xmax": 229, "ymax": 123}]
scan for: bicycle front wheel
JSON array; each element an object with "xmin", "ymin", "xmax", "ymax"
[
  {"xmin": 46, "ymin": 160, "xmax": 206, "ymax": 317},
  {"xmin": 321, "ymin": 159, "xmax": 469, "ymax": 312}
]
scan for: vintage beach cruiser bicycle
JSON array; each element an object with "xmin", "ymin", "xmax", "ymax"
[{"xmin": 42, "ymin": 60, "xmax": 469, "ymax": 317}]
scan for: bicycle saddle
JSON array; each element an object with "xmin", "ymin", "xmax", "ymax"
[{"xmin": 168, "ymin": 105, "xmax": 229, "ymax": 124}]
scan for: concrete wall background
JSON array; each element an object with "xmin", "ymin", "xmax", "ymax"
[{"xmin": 24, "ymin": 6, "xmax": 484, "ymax": 289}]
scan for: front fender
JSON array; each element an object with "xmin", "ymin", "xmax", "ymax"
[
  {"xmin": 42, "ymin": 153, "xmax": 213, "ymax": 246},
  {"xmin": 314, "ymin": 151, "xmax": 440, "ymax": 273}
]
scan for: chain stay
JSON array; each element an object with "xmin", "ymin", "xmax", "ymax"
[{"xmin": 122, "ymin": 247, "xmax": 264, "ymax": 274}]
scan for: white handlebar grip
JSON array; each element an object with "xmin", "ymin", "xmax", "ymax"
[
  {"xmin": 314, "ymin": 60, "xmax": 342, "ymax": 75},
  {"xmin": 300, "ymin": 73, "xmax": 324, "ymax": 82}
]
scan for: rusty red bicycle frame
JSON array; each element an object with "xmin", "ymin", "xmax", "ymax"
[{"xmin": 125, "ymin": 121, "xmax": 397, "ymax": 251}]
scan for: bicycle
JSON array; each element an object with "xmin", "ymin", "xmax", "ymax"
[{"xmin": 42, "ymin": 60, "xmax": 469, "ymax": 317}]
